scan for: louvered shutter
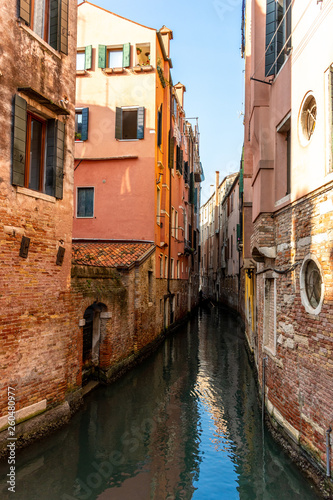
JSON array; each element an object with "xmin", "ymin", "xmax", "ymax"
[
  {"xmin": 49, "ymin": 0, "xmax": 59, "ymax": 51},
  {"xmin": 137, "ymin": 107, "xmax": 145, "ymax": 139},
  {"xmin": 169, "ymin": 134, "xmax": 174, "ymax": 169},
  {"xmin": 55, "ymin": 121, "xmax": 65, "ymax": 199},
  {"xmin": 59, "ymin": 0, "xmax": 68, "ymax": 55},
  {"xmin": 189, "ymin": 172, "xmax": 194, "ymax": 204},
  {"xmin": 122, "ymin": 43, "xmax": 131, "ymax": 68},
  {"xmin": 81, "ymin": 108, "xmax": 89, "ymax": 141},
  {"xmin": 265, "ymin": 0, "xmax": 276, "ymax": 77},
  {"xmin": 45, "ymin": 119, "xmax": 57, "ymax": 196},
  {"xmin": 12, "ymin": 95, "xmax": 27, "ymax": 187},
  {"xmin": 115, "ymin": 107, "xmax": 122, "ymax": 139},
  {"xmin": 180, "ymin": 149, "xmax": 183, "ymax": 174},
  {"xmin": 20, "ymin": 0, "xmax": 31, "ymax": 25},
  {"xmin": 85, "ymin": 45, "xmax": 92, "ymax": 70},
  {"xmin": 98, "ymin": 45, "xmax": 106, "ymax": 69}
]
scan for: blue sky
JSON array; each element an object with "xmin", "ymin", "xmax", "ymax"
[{"xmin": 84, "ymin": 0, "xmax": 245, "ymax": 203}]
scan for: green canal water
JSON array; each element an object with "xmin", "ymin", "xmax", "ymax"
[{"xmin": 0, "ymin": 307, "xmax": 321, "ymax": 499}]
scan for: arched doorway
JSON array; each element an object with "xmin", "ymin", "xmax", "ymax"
[{"xmin": 82, "ymin": 302, "xmax": 107, "ymax": 383}]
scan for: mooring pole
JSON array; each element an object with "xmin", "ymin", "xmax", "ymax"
[
  {"xmin": 262, "ymin": 357, "xmax": 267, "ymax": 426},
  {"xmin": 326, "ymin": 427, "xmax": 332, "ymax": 477}
]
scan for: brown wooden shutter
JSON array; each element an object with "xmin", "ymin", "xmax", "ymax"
[
  {"xmin": 115, "ymin": 108, "xmax": 122, "ymax": 139},
  {"xmin": 20, "ymin": 0, "xmax": 31, "ymax": 25},
  {"xmin": 12, "ymin": 95, "xmax": 27, "ymax": 187}
]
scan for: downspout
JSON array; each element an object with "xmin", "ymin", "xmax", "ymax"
[
  {"xmin": 168, "ymin": 75, "xmax": 172, "ymax": 300},
  {"xmin": 326, "ymin": 427, "xmax": 332, "ymax": 477}
]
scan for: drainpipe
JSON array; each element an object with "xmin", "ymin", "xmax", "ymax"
[
  {"xmin": 262, "ymin": 357, "xmax": 267, "ymax": 426},
  {"xmin": 326, "ymin": 427, "xmax": 332, "ymax": 477},
  {"xmin": 168, "ymin": 84, "xmax": 172, "ymax": 300}
]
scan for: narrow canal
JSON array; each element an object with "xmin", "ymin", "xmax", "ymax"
[{"xmin": 0, "ymin": 307, "xmax": 321, "ymax": 499}]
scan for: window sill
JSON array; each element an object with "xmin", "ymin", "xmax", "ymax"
[
  {"xmin": 104, "ymin": 67, "xmax": 124, "ymax": 74},
  {"xmin": 133, "ymin": 65, "xmax": 153, "ymax": 73},
  {"xmin": 16, "ymin": 186, "xmax": 56, "ymax": 203},
  {"xmin": 76, "ymin": 70, "xmax": 87, "ymax": 76},
  {"xmin": 17, "ymin": 20, "xmax": 61, "ymax": 60}
]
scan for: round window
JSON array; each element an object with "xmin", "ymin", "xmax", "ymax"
[
  {"xmin": 300, "ymin": 255, "xmax": 324, "ymax": 315},
  {"xmin": 299, "ymin": 93, "xmax": 317, "ymax": 144},
  {"xmin": 304, "ymin": 260, "xmax": 322, "ymax": 309}
]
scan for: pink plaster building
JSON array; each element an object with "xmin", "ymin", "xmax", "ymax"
[{"xmin": 243, "ymin": 0, "xmax": 333, "ymax": 490}]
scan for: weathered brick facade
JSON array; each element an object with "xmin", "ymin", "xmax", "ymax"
[
  {"xmin": 0, "ymin": 0, "xmax": 81, "ymax": 450},
  {"xmin": 252, "ymin": 184, "xmax": 333, "ymax": 474}
]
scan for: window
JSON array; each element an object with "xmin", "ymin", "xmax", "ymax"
[
  {"xmin": 171, "ymin": 258, "xmax": 174, "ymax": 279},
  {"xmin": 98, "ymin": 43, "xmax": 131, "ymax": 69},
  {"xmin": 12, "ymin": 95, "xmax": 65, "ymax": 198},
  {"xmin": 135, "ymin": 43, "xmax": 150, "ymax": 66},
  {"xmin": 77, "ymin": 187, "xmax": 94, "ymax": 218},
  {"xmin": 171, "ymin": 207, "xmax": 175, "ymax": 237},
  {"xmin": 175, "ymin": 211, "xmax": 178, "ymax": 240},
  {"xmin": 157, "ymin": 187, "xmax": 161, "ymax": 225},
  {"xmin": 176, "ymin": 146, "xmax": 183, "ymax": 174},
  {"xmin": 75, "ymin": 108, "xmax": 89, "ymax": 141},
  {"xmin": 148, "ymin": 271, "xmax": 153, "ymax": 302},
  {"xmin": 164, "ymin": 256, "xmax": 168, "ymax": 278},
  {"xmin": 300, "ymin": 255, "xmax": 324, "ymax": 315},
  {"xmin": 19, "ymin": 0, "xmax": 69, "ymax": 54},
  {"xmin": 299, "ymin": 93, "xmax": 317, "ymax": 145},
  {"xmin": 277, "ymin": 113, "xmax": 291, "ymax": 195},
  {"xmin": 76, "ymin": 46, "xmax": 92, "ymax": 71},
  {"xmin": 176, "ymin": 260, "xmax": 180, "ymax": 279},
  {"xmin": 160, "ymin": 254, "xmax": 163, "ymax": 278},
  {"xmin": 115, "ymin": 107, "xmax": 145, "ymax": 140},
  {"xmin": 265, "ymin": 0, "xmax": 291, "ymax": 77}
]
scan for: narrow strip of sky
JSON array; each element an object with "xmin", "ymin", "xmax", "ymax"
[{"xmin": 80, "ymin": 0, "xmax": 245, "ymax": 203}]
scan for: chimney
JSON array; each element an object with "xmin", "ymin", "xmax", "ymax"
[
  {"xmin": 215, "ymin": 171, "xmax": 219, "ymax": 206},
  {"xmin": 174, "ymin": 82, "xmax": 186, "ymax": 109}
]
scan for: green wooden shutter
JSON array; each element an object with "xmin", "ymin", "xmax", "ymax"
[
  {"xmin": 189, "ymin": 172, "xmax": 194, "ymax": 204},
  {"xmin": 55, "ymin": 121, "xmax": 65, "ymax": 199},
  {"xmin": 12, "ymin": 95, "xmax": 27, "ymax": 187},
  {"xmin": 49, "ymin": 0, "xmax": 59, "ymax": 51},
  {"xmin": 85, "ymin": 45, "xmax": 92, "ymax": 70},
  {"xmin": 169, "ymin": 134, "xmax": 174, "ymax": 169},
  {"xmin": 59, "ymin": 0, "xmax": 68, "ymax": 54},
  {"xmin": 180, "ymin": 149, "xmax": 183, "ymax": 174},
  {"xmin": 98, "ymin": 45, "xmax": 106, "ymax": 69},
  {"xmin": 45, "ymin": 119, "xmax": 56, "ymax": 196},
  {"xmin": 265, "ymin": 0, "xmax": 276, "ymax": 77},
  {"xmin": 81, "ymin": 108, "xmax": 89, "ymax": 141},
  {"xmin": 122, "ymin": 43, "xmax": 131, "ymax": 68},
  {"xmin": 137, "ymin": 107, "xmax": 145, "ymax": 139},
  {"xmin": 20, "ymin": 0, "xmax": 31, "ymax": 25},
  {"xmin": 115, "ymin": 107, "xmax": 122, "ymax": 139}
]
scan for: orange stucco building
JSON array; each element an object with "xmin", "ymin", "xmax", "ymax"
[{"xmin": 74, "ymin": 2, "xmax": 203, "ymax": 332}]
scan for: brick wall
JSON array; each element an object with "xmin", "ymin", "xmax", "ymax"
[
  {"xmin": 255, "ymin": 183, "xmax": 333, "ymax": 470},
  {"xmin": 0, "ymin": 0, "xmax": 79, "ymax": 423}
]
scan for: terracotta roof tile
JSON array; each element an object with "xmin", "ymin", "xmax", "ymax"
[{"xmin": 72, "ymin": 241, "xmax": 155, "ymax": 269}]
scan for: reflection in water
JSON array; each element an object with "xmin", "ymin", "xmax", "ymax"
[{"xmin": 0, "ymin": 308, "xmax": 320, "ymax": 499}]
